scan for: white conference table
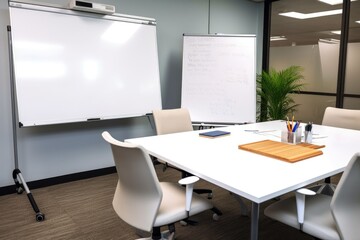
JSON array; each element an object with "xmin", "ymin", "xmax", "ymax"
[{"xmin": 126, "ymin": 120, "xmax": 360, "ymax": 240}]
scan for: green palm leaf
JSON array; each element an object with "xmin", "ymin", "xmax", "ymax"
[{"xmin": 257, "ymin": 66, "xmax": 305, "ymax": 121}]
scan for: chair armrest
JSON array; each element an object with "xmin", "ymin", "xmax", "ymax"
[
  {"xmin": 295, "ymin": 188, "xmax": 316, "ymax": 230},
  {"xmin": 178, "ymin": 176, "xmax": 199, "ymax": 213},
  {"xmin": 297, "ymin": 188, "xmax": 316, "ymax": 195}
]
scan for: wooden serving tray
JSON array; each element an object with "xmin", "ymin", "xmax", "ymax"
[
  {"xmin": 239, "ymin": 140, "xmax": 324, "ymax": 163},
  {"xmin": 298, "ymin": 142, "xmax": 325, "ymax": 149}
]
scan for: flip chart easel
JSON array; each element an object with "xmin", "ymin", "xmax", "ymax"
[{"xmin": 181, "ymin": 34, "xmax": 257, "ymax": 124}]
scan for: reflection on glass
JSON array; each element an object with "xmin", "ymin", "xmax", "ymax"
[
  {"xmin": 269, "ymin": 0, "xmax": 343, "ymax": 120},
  {"xmin": 319, "ymin": 0, "xmax": 357, "ymax": 5},
  {"xmin": 344, "ymin": 0, "xmax": 360, "ymax": 101},
  {"xmin": 279, "ymin": 9, "xmax": 342, "ymax": 19},
  {"xmin": 291, "ymin": 94, "xmax": 336, "ymax": 124},
  {"xmin": 344, "ymin": 97, "xmax": 360, "ymax": 109},
  {"xmin": 318, "ymin": 41, "xmax": 339, "ymax": 91}
]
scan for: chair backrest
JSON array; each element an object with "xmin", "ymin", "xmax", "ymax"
[
  {"xmin": 322, "ymin": 107, "xmax": 360, "ymax": 130},
  {"xmin": 331, "ymin": 153, "xmax": 360, "ymax": 240},
  {"xmin": 152, "ymin": 108, "xmax": 193, "ymax": 135},
  {"xmin": 102, "ymin": 131, "xmax": 162, "ymax": 232}
]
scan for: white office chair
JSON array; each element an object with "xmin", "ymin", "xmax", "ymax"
[
  {"xmin": 102, "ymin": 131, "xmax": 217, "ymax": 240},
  {"xmin": 152, "ymin": 108, "xmax": 215, "ymax": 198},
  {"xmin": 264, "ymin": 152, "xmax": 360, "ymax": 240},
  {"xmin": 152, "ymin": 108, "xmax": 194, "ymax": 135},
  {"xmin": 152, "ymin": 108, "xmax": 223, "ymax": 220},
  {"xmin": 322, "ymin": 107, "xmax": 360, "ymax": 131},
  {"xmin": 317, "ymin": 107, "xmax": 360, "ymax": 195}
]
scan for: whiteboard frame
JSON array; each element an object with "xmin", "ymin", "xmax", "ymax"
[{"xmin": 181, "ymin": 34, "xmax": 257, "ymax": 124}]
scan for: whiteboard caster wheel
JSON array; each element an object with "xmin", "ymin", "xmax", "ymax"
[
  {"xmin": 36, "ymin": 213, "xmax": 45, "ymax": 222},
  {"xmin": 180, "ymin": 220, "xmax": 187, "ymax": 226},
  {"xmin": 16, "ymin": 187, "xmax": 24, "ymax": 194},
  {"xmin": 213, "ymin": 213, "xmax": 220, "ymax": 221}
]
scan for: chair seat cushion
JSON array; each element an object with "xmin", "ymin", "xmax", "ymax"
[
  {"xmin": 264, "ymin": 194, "xmax": 340, "ymax": 240},
  {"xmin": 154, "ymin": 182, "xmax": 213, "ymax": 227}
]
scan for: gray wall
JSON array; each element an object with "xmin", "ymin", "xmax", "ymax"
[{"xmin": 0, "ymin": 0, "xmax": 263, "ymax": 188}]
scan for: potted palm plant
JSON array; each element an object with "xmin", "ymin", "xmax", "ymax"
[{"xmin": 257, "ymin": 65, "xmax": 305, "ymax": 121}]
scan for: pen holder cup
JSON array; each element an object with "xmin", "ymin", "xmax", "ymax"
[
  {"xmin": 281, "ymin": 127, "xmax": 302, "ymax": 144},
  {"xmin": 304, "ymin": 130, "xmax": 312, "ymax": 144}
]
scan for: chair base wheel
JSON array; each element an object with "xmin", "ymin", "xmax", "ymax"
[
  {"xmin": 16, "ymin": 187, "xmax": 24, "ymax": 194},
  {"xmin": 180, "ymin": 220, "xmax": 187, "ymax": 226},
  {"xmin": 180, "ymin": 218, "xmax": 198, "ymax": 226},
  {"xmin": 36, "ymin": 212, "xmax": 45, "ymax": 222}
]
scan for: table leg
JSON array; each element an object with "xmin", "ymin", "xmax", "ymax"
[
  {"xmin": 230, "ymin": 192, "xmax": 249, "ymax": 216},
  {"xmin": 251, "ymin": 202, "xmax": 260, "ymax": 240}
]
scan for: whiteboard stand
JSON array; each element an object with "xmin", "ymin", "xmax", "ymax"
[{"xmin": 7, "ymin": 26, "xmax": 45, "ymax": 222}]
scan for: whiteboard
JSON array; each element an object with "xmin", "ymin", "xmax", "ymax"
[
  {"xmin": 9, "ymin": 2, "xmax": 162, "ymax": 127},
  {"xmin": 181, "ymin": 35, "xmax": 256, "ymax": 124}
]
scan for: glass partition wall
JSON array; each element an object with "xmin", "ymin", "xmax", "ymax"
[
  {"xmin": 344, "ymin": 1, "xmax": 360, "ymax": 108},
  {"xmin": 267, "ymin": 0, "xmax": 359, "ymax": 124}
]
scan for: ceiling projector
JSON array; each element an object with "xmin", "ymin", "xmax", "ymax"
[{"xmin": 69, "ymin": 0, "xmax": 115, "ymax": 14}]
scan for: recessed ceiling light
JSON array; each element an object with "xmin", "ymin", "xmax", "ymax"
[
  {"xmin": 279, "ymin": 9, "xmax": 342, "ymax": 19},
  {"xmin": 319, "ymin": 38, "xmax": 340, "ymax": 44},
  {"xmin": 318, "ymin": 0, "xmax": 357, "ymax": 5},
  {"xmin": 331, "ymin": 30, "xmax": 341, "ymax": 34},
  {"xmin": 270, "ymin": 36, "xmax": 287, "ymax": 41}
]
